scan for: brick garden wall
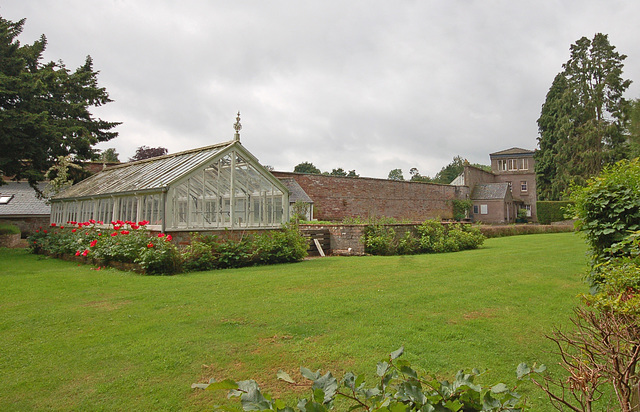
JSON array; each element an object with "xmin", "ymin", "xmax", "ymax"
[
  {"xmin": 0, "ymin": 216, "xmax": 51, "ymax": 238},
  {"xmin": 272, "ymin": 172, "xmax": 466, "ymax": 222}
]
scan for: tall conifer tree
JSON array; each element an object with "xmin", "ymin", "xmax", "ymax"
[{"xmin": 535, "ymin": 33, "xmax": 631, "ymax": 199}]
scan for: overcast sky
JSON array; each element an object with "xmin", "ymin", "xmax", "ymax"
[{"xmin": 2, "ymin": 1, "xmax": 640, "ymax": 179}]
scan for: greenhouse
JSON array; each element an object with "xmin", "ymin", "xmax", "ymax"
[{"xmin": 50, "ymin": 139, "xmax": 289, "ymax": 232}]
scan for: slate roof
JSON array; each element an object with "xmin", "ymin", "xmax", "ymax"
[
  {"xmin": 52, "ymin": 141, "xmax": 235, "ymax": 200},
  {"xmin": 278, "ymin": 178, "xmax": 313, "ymax": 203},
  {"xmin": 471, "ymin": 183, "xmax": 510, "ymax": 200},
  {"xmin": 0, "ymin": 182, "xmax": 51, "ymax": 216},
  {"xmin": 489, "ymin": 147, "xmax": 534, "ymax": 157}
]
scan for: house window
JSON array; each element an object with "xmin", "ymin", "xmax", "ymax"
[
  {"xmin": 480, "ymin": 204, "xmax": 488, "ymax": 215},
  {"xmin": 508, "ymin": 159, "xmax": 518, "ymax": 171},
  {"xmin": 524, "ymin": 204, "xmax": 532, "ymax": 217},
  {"xmin": 521, "ymin": 181, "xmax": 528, "ymax": 192},
  {"xmin": 473, "ymin": 205, "xmax": 479, "ymax": 214},
  {"xmin": 0, "ymin": 195, "xmax": 13, "ymax": 204},
  {"xmin": 497, "ymin": 160, "xmax": 507, "ymax": 171},
  {"xmin": 519, "ymin": 158, "xmax": 529, "ymax": 170}
]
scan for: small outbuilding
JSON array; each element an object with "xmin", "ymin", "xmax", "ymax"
[{"xmin": 50, "ymin": 135, "xmax": 289, "ymax": 231}]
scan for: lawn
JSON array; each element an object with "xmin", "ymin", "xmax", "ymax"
[{"xmin": 1, "ymin": 232, "xmax": 588, "ymax": 411}]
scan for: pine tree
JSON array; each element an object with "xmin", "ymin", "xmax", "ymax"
[
  {"xmin": 0, "ymin": 16, "xmax": 119, "ymax": 193},
  {"xmin": 535, "ymin": 33, "xmax": 631, "ymax": 199}
]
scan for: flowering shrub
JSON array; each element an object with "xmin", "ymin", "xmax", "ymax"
[
  {"xmin": 29, "ymin": 220, "xmax": 180, "ymax": 275},
  {"xmin": 30, "ymin": 222, "xmax": 308, "ymax": 275}
]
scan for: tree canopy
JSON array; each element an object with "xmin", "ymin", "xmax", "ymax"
[
  {"xmin": 535, "ymin": 33, "xmax": 631, "ymax": 200},
  {"xmin": 387, "ymin": 168, "xmax": 404, "ymax": 181},
  {"xmin": 293, "ymin": 161, "xmax": 321, "ymax": 174},
  {"xmin": 99, "ymin": 148, "xmax": 120, "ymax": 163},
  {"xmin": 129, "ymin": 146, "xmax": 168, "ymax": 162},
  {"xmin": 0, "ymin": 16, "xmax": 119, "ymax": 192}
]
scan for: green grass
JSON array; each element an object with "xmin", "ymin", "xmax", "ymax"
[{"xmin": 0, "ymin": 232, "xmax": 588, "ymax": 411}]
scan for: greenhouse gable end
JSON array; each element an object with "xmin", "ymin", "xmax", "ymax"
[{"xmin": 50, "ymin": 140, "xmax": 289, "ymax": 231}]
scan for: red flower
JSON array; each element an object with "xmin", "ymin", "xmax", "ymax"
[
  {"xmin": 97, "ymin": 221, "xmax": 103, "ymax": 225},
  {"xmin": 117, "ymin": 220, "xmax": 124, "ymax": 225},
  {"xmin": 89, "ymin": 219, "xmax": 96, "ymax": 224},
  {"xmin": 111, "ymin": 221, "xmax": 116, "ymax": 226},
  {"xmin": 111, "ymin": 232, "xmax": 118, "ymax": 237},
  {"xmin": 131, "ymin": 224, "xmax": 139, "ymax": 230},
  {"xmin": 72, "ymin": 229, "xmax": 77, "ymax": 233},
  {"xmin": 139, "ymin": 220, "xmax": 149, "ymax": 226},
  {"xmin": 81, "ymin": 249, "xmax": 89, "ymax": 257},
  {"xmin": 90, "ymin": 240, "xmax": 98, "ymax": 247},
  {"xmin": 147, "ymin": 243, "xmax": 154, "ymax": 248},
  {"xmin": 113, "ymin": 225, "xmax": 121, "ymax": 231},
  {"xmin": 120, "ymin": 230, "xmax": 130, "ymax": 235},
  {"xmin": 36, "ymin": 230, "xmax": 39, "ymax": 233},
  {"xmin": 166, "ymin": 234, "xmax": 173, "ymax": 241},
  {"xmin": 51, "ymin": 223, "xmax": 56, "ymax": 227},
  {"xmin": 60, "ymin": 226, "xmax": 64, "ymax": 229},
  {"xmin": 75, "ymin": 251, "xmax": 81, "ymax": 256},
  {"xmin": 158, "ymin": 233, "xmax": 165, "ymax": 238},
  {"xmin": 98, "ymin": 233, "xmax": 102, "ymax": 236},
  {"xmin": 43, "ymin": 230, "xmax": 47, "ymax": 233}
]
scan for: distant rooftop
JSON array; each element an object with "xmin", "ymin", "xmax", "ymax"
[
  {"xmin": 471, "ymin": 183, "xmax": 511, "ymax": 200},
  {"xmin": 0, "ymin": 182, "xmax": 51, "ymax": 216},
  {"xmin": 489, "ymin": 147, "xmax": 534, "ymax": 157}
]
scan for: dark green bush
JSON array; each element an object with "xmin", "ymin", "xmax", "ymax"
[
  {"xmin": 537, "ymin": 201, "xmax": 574, "ymax": 224},
  {"xmin": 182, "ymin": 234, "xmax": 219, "ymax": 272},
  {"xmin": 362, "ymin": 225, "xmax": 396, "ymax": 255},
  {"xmin": 0, "ymin": 223, "xmax": 20, "ymax": 235}
]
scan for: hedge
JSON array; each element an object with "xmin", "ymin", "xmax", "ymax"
[{"xmin": 536, "ymin": 201, "xmax": 574, "ymax": 224}]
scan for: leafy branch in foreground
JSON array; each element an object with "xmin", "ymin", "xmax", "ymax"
[{"xmin": 193, "ymin": 347, "xmax": 535, "ymax": 411}]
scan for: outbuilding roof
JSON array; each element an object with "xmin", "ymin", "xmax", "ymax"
[
  {"xmin": 0, "ymin": 182, "xmax": 51, "ymax": 216},
  {"xmin": 278, "ymin": 178, "xmax": 313, "ymax": 204},
  {"xmin": 471, "ymin": 183, "xmax": 510, "ymax": 200},
  {"xmin": 52, "ymin": 141, "xmax": 236, "ymax": 199}
]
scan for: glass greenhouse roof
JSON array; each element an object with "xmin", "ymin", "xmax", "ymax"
[{"xmin": 53, "ymin": 141, "xmax": 235, "ymax": 199}]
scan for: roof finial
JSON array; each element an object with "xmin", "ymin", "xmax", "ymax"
[{"xmin": 233, "ymin": 111, "xmax": 242, "ymax": 142}]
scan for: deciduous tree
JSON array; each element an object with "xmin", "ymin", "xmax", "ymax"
[
  {"xmin": 387, "ymin": 168, "xmax": 404, "ymax": 181},
  {"xmin": 0, "ymin": 16, "xmax": 119, "ymax": 193},
  {"xmin": 129, "ymin": 146, "xmax": 168, "ymax": 162},
  {"xmin": 293, "ymin": 161, "xmax": 321, "ymax": 174}
]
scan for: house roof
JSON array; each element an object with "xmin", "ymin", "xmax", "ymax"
[
  {"xmin": 278, "ymin": 178, "xmax": 313, "ymax": 203},
  {"xmin": 489, "ymin": 147, "xmax": 534, "ymax": 157},
  {"xmin": 0, "ymin": 182, "xmax": 51, "ymax": 216},
  {"xmin": 52, "ymin": 141, "xmax": 236, "ymax": 200},
  {"xmin": 471, "ymin": 183, "xmax": 510, "ymax": 200}
]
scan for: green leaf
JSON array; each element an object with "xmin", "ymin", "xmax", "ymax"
[
  {"xmin": 301, "ymin": 367, "xmax": 320, "ymax": 381},
  {"xmin": 390, "ymin": 346, "xmax": 404, "ymax": 360},
  {"xmin": 376, "ymin": 361, "xmax": 390, "ymax": 377},
  {"xmin": 490, "ymin": 383, "xmax": 508, "ymax": 393},
  {"xmin": 313, "ymin": 388, "xmax": 325, "ymax": 403},
  {"xmin": 277, "ymin": 370, "xmax": 296, "ymax": 384},
  {"xmin": 534, "ymin": 364, "xmax": 547, "ymax": 373},
  {"xmin": 516, "ymin": 363, "xmax": 530, "ymax": 380},
  {"xmin": 191, "ymin": 383, "xmax": 210, "ymax": 389},
  {"xmin": 205, "ymin": 378, "xmax": 239, "ymax": 391},
  {"xmin": 482, "ymin": 391, "xmax": 502, "ymax": 409}
]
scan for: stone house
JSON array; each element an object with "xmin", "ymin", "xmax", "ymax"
[{"xmin": 0, "ymin": 182, "xmax": 51, "ymax": 237}]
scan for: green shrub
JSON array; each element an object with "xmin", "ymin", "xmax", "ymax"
[
  {"xmin": 396, "ymin": 230, "xmax": 420, "ymax": 255},
  {"xmin": 569, "ymin": 158, "xmax": 640, "ymax": 263},
  {"xmin": 135, "ymin": 235, "xmax": 181, "ymax": 275},
  {"xmin": 182, "ymin": 234, "xmax": 218, "ymax": 272},
  {"xmin": 452, "ymin": 199, "xmax": 472, "ymax": 221},
  {"xmin": 362, "ymin": 225, "xmax": 396, "ymax": 255},
  {"xmin": 0, "ymin": 223, "xmax": 20, "ymax": 235},
  {"xmin": 537, "ymin": 201, "xmax": 574, "ymax": 224},
  {"xmin": 253, "ymin": 224, "xmax": 309, "ymax": 264}
]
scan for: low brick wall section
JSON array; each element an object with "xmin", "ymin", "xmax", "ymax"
[{"xmin": 0, "ymin": 216, "xmax": 50, "ymax": 238}]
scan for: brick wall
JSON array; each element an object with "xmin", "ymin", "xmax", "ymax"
[
  {"xmin": 272, "ymin": 172, "xmax": 462, "ymax": 222},
  {"xmin": 0, "ymin": 216, "xmax": 50, "ymax": 238}
]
